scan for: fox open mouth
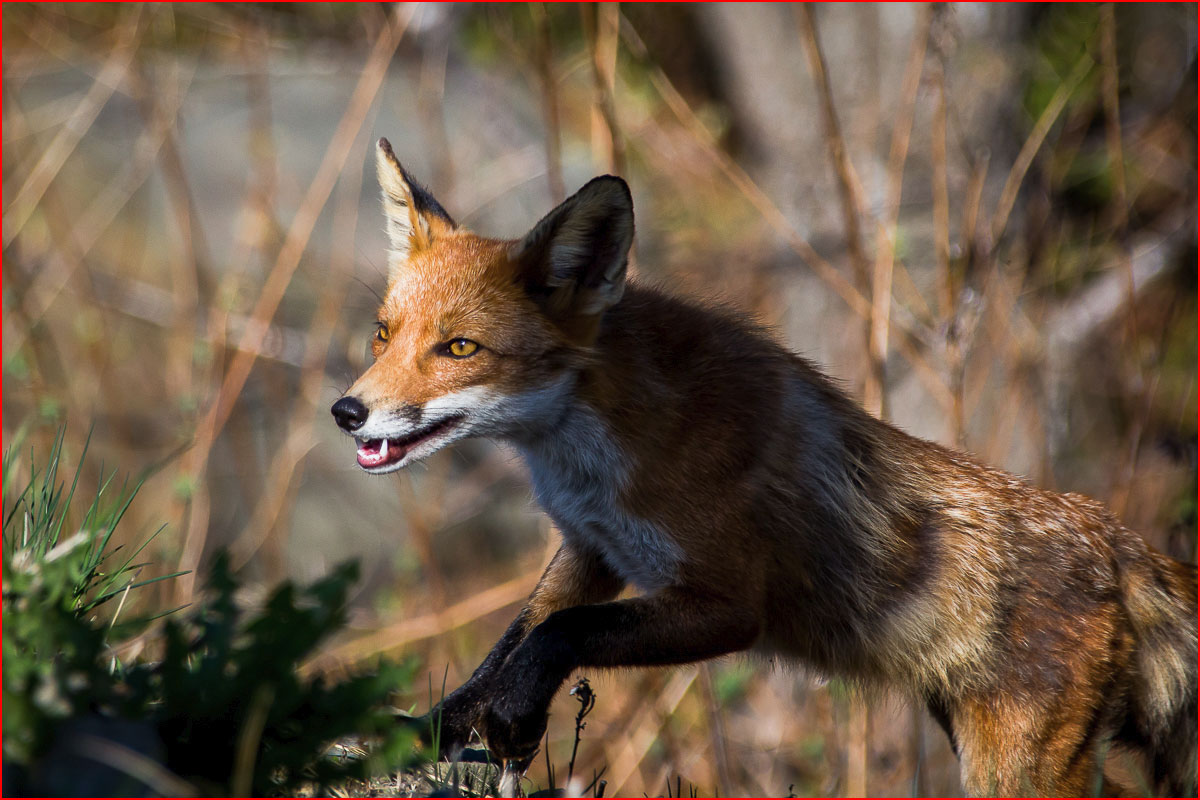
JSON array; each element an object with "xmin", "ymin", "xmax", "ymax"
[{"xmin": 355, "ymin": 415, "xmax": 463, "ymax": 470}]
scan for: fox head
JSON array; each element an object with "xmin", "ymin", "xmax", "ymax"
[{"xmin": 331, "ymin": 138, "xmax": 635, "ymax": 473}]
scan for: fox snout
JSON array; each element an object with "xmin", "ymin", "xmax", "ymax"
[
  {"xmin": 331, "ymin": 392, "xmax": 469, "ymax": 473},
  {"xmin": 330, "ymin": 396, "xmax": 368, "ymax": 432}
]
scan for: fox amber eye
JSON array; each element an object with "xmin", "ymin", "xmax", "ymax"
[
  {"xmin": 375, "ymin": 323, "xmax": 390, "ymax": 343},
  {"xmin": 447, "ymin": 338, "xmax": 479, "ymax": 358}
]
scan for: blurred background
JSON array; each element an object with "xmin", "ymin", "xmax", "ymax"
[{"xmin": 3, "ymin": 3, "xmax": 1195, "ymax": 796}]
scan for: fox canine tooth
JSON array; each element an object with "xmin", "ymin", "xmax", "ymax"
[{"xmin": 380, "ymin": 439, "xmax": 389, "ymax": 460}]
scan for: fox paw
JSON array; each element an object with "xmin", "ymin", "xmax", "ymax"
[
  {"xmin": 480, "ymin": 702, "xmax": 548, "ymax": 762},
  {"xmin": 407, "ymin": 699, "xmax": 484, "ymax": 760}
]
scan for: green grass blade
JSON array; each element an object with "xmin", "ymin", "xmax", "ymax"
[
  {"xmin": 47, "ymin": 426, "xmax": 92, "ymax": 552},
  {"xmin": 143, "ymin": 602, "xmax": 191, "ymax": 622},
  {"xmin": 85, "ymin": 571, "xmax": 190, "ymax": 609}
]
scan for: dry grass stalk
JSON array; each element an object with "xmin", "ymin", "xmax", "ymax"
[
  {"xmin": 174, "ymin": 5, "xmax": 416, "ymax": 603},
  {"xmin": 3, "ymin": 8, "xmax": 144, "ymax": 248},
  {"xmin": 531, "ymin": 3, "xmax": 566, "ymax": 204},
  {"xmin": 7, "ymin": 60, "xmax": 198, "ymax": 358},
  {"xmin": 231, "ymin": 120, "xmax": 377, "ymax": 575},
  {"xmin": 865, "ymin": 5, "xmax": 931, "ymax": 420},
  {"xmin": 581, "ymin": 4, "xmax": 625, "ymax": 177},
  {"xmin": 1099, "ymin": 3, "xmax": 1144, "ymax": 517},
  {"xmin": 305, "ymin": 569, "xmax": 540, "ymax": 672},
  {"xmin": 620, "ymin": 12, "xmax": 954, "ymax": 415},
  {"xmin": 796, "ymin": 6, "xmax": 870, "ymax": 292},
  {"xmin": 989, "ymin": 52, "xmax": 1093, "ymax": 245},
  {"xmin": 603, "ymin": 669, "xmax": 699, "ymax": 796}
]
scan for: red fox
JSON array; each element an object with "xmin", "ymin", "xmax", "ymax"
[{"xmin": 331, "ymin": 138, "xmax": 1197, "ymax": 796}]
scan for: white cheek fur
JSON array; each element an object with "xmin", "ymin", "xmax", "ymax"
[{"xmin": 422, "ymin": 386, "xmax": 499, "ymax": 421}]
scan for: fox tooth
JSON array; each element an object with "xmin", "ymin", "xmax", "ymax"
[{"xmin": 380, "ymin": 438, "xmax": 389, "ymax": 460}]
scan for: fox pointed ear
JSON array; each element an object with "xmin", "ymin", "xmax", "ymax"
[
  {"xmin": 511, "ymin": 176, "xmax": 634, "ymax": 318},
  {"xmin": 376, "ymin": 138, "xmax": 455, "ymax": 277}
]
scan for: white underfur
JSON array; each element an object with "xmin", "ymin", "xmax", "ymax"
[
  {"xmin": 508, "ymin": 379, "xmax": 683, "ymax": 592},
  {"xmin": 350, "ymin": 373, "xmax": 682, "ymax": 589}
]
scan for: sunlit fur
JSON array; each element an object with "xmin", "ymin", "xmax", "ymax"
[{"xmin": 334, "ymin": 141, "xmax": 1198, "ymax": 796}]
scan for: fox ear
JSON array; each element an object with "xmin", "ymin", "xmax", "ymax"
[
  {"xmin": 512, "ymin": 176, "xmax": 634, "ymax": 318},
  {"xmin": 376, "ymin": 138, "xmax": 455, "ymax": 277}
]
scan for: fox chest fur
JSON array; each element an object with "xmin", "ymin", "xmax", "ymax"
[{"xmin": 514, "ymin": 397, "xmax": 684, "ymax": 593}]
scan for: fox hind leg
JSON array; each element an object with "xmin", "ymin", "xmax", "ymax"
[{"xmin": 953, "ymin": 688, "xmax": 1129, "ymax": 797}]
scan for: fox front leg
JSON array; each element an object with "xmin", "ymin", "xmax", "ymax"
[
  {"xmin": 477, "ymin": 589, "xmax": 761, "ymax": 761},
  {"xmin": 424, "ymin": 545, "xmax": 623, "ymax": 757}
]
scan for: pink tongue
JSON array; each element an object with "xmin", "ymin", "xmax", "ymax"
[{"xmin": 357, "ymin": 439, "xmax": 401, "ymax": 468}]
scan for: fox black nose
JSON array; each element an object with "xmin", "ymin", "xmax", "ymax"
[{"xmin": 331, "ymin": 396, "xmax": 369, "ymax": 432}]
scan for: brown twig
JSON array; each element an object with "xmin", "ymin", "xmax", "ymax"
[
  {"xmin": 989, "ymin": 52, "xmax": 1093, "ymax": 245},
  {"xmin": 8, "ymin": 58, "xmax": 197, "ymax": 358},
  {"xmin": 620, "ymin": 12, "xmax": 954, "ymax": 415},
  {"xmin": 796, "ymin": 6, "xmax": 870, "ymax": 292},
  {"xmin": 1098, "ymin": 3, "xmax": 1143, "ymax": 517},
  {"xmin": 530, "ymin": 3, "xmax": 565, "ymax": 204},
  {"xmin": 865, "ymin": 5, "xmax": 931, "ymax": 420},
  {"xmin": 581, "ymin": 4, "xmax": 625, "ymax": 177},
  {"xmin": 931, "ymin": 64, "xmax": 952, "ymax": 324},
  {"xmin": 928, "ymin": 13, "xmax": 969, "ymax": 455},
  {"xmin": 3, "ymin": 8, "xmax": 145, "ymax": 248},
  {"xmin": 698, "ymin": 664, "xmax": 734, "ymax": 796},
  {"xmin": 174, "ymin": 5, "xmax": 416, "ymax": 604},
  {"xmin": 796, "ymin": 4, "xmax": 876, "ymax": 403},
  {"xmin": 303, "ymin": 568, "xmax": 540, "ymax": 672},
  {"xmin": 857, "ymin": 9, "xmax": 931, "ymax": 793}
]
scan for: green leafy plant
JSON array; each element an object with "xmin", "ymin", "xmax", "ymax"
[
  {"xmin": 3, "ymin": 427, "xmax": 182, "ymax": 620},
  {"xmin": 2, "ymin": 428, "xmax": 426, "ymax": 795},
  {"xmin": 3, "ymin": 427, "xmax": 181, "ymax": 769},
  {"xmin": 116, "ymin": 554, "xmax": 424, "ymax": 795}
]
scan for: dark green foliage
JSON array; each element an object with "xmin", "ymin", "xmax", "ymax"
[
  {"xmin": 3, "ymin": 428, "xmax": 425, "ymax": 795},
  {"xmin": 123, "ymin": 554, "xmax": 423, "ymax": 795},
  {"xmin": 3, "ymin": 426, "xmax": 178, "ymax": 768}
]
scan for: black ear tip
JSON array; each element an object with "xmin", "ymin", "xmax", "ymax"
[
  {"xmin": 377, "ymin": 137, "xmax": 394, "ymax": 154},
  {"xmin": 593, "ymin": 174, "xmax": 629, "ymax": 190},
  {"xmin": 582, "ymin": 175, "xmax": 633, "ymax": 207}
]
